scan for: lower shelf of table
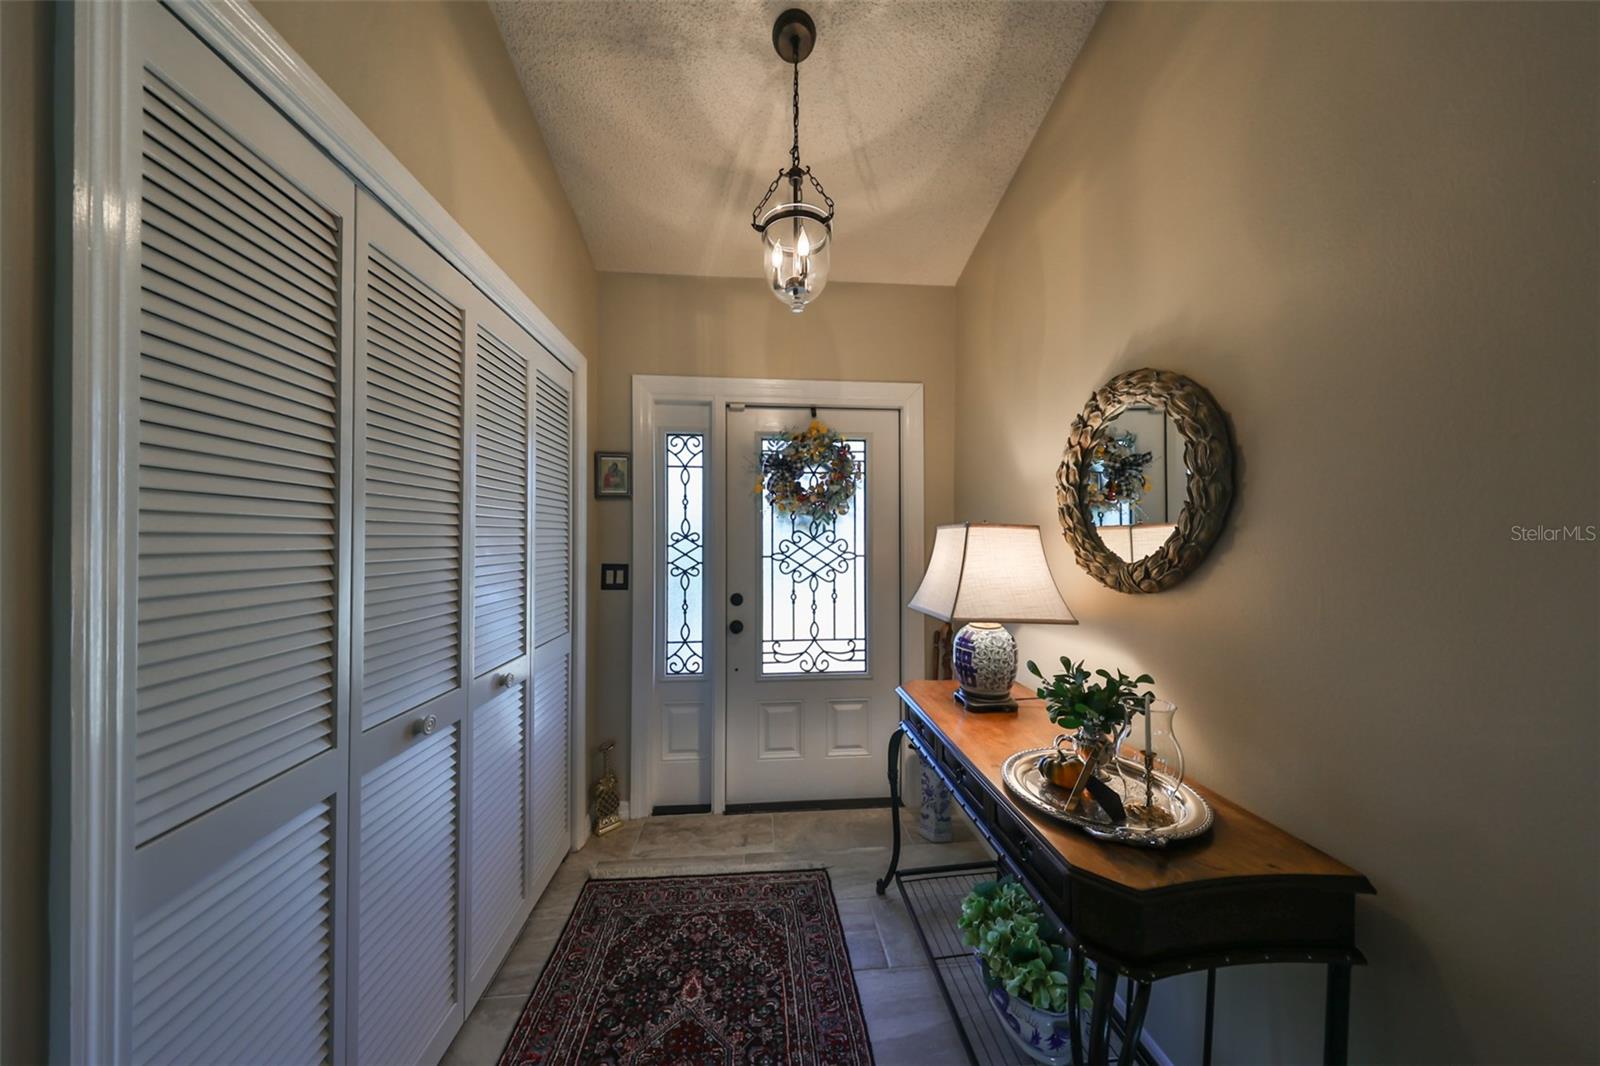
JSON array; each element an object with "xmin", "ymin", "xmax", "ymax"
[{"xmin": 894, "ymin": 864, "xmax": 1157, "ymax": 1066}]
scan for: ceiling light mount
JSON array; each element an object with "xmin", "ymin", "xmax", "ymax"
[
  {"xmin": 751, "ymin": 7, "xmax": 833, "ymax": 313},
  {"xmin": 772, "ymin": 8, "xmax": 816, "ymax": 64}
]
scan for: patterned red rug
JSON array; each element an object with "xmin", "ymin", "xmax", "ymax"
[{"xmin": 498, "ymin": 870, "xmax": 874, "ymax": 1065}]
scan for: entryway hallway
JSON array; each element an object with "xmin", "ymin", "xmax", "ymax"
[{"xmin": 446, "ymin": 806, "xmax": 992, "ymax": 1065}]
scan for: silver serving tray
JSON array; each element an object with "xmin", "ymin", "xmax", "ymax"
[{"xmin": 1001, "ymin": 747, "xmax": 1214, "ymax": 847}]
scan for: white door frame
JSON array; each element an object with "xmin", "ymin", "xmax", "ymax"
[
  {"xmin": 60, "ymin": 5, "xmax": 589, "ymax": 1060},
  {"xmin": 630, "ymin": 376, "xmax": 925, "ymax": 816}
]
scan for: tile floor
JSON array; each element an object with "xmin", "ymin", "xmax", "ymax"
[{"xmin": 443, "ymin": 804, "xmax": 996, "ymax": 1065}]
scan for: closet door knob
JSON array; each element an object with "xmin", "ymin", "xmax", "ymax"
[
  {"xmin": 729, "ymin": 619, "xmax": 744, "ymax": 634},
  {"xmin": 414, "ymin": 714, "xmax": 438, "ymax": 737},
  {"xmin": 496, "ymin": 672, "xmax": 515, "ymax": 688}
]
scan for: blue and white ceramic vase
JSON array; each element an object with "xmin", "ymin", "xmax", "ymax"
[
  {"xmin": 952, "ymin": 622, "xmax": 1016, "ymax": 700},
  {"xmin": 917, "ymin": 757, "xmax": 953, "ymax": 842},
  {"xmin": 976, "ymin": 956, "xmax": 1076, "ymax": 1066}
]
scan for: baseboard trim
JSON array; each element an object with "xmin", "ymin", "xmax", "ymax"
[
  {"xmin": 723, "ymin": 797, "xmax": 892, "ymax": 815},
  {"xmin": 651, "ymin": 803, "xmax": 713, "ymax": 816}
]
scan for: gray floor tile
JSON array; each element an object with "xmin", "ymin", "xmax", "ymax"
[
  {"xmin": 855, "ymin": 966, "xmax": 971, "ymax": 1065},
  {"xmin": 835, "ymin": 897, "xmax": 889, "ymax": 971},
  {"xmin": 440, "ymin": 993, "xmax": 524, "ymax": 1066},
  {"xmin": 863, "ymin": 891, "xmax": 931, "ymax": 970},
  {"xmin": 772, "ymin": 807, "xmax": 890, "ymax": 853},
  {"xmin": 484, "ymin": 928, "xmax": 562, "ymax": 999},
  {"xmin": 632, "ymin": 811, "xmax": 776, "ymax": 858},
  {"xmin": 583, "ymin": 820, "xmax": 644, "ymax": 858}
]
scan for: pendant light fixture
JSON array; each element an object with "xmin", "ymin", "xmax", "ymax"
[{"xmin": 751, "ymin": 8, "xmax": 834, "ymax": 314}]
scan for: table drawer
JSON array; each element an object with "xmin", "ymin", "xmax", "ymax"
[
  {"xmin": 905, "ymin": 711, "xmax": 941, "ymax": 762},
  {"xmin": 935, "ymin": 744, "xmax": 993, "ymax": 823},
  {"xmin": 992, "ymin": 800, "xmax": 1070, "ymax": 906}
]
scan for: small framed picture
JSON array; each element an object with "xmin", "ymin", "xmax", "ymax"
[{"xmin": 594, "ymin": 452, "xmax": 632, "ymax": 498}]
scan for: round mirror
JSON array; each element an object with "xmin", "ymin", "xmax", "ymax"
[{"xmin": 1056, "ymin": 369, "xmax": 1234, "ymax": 593}]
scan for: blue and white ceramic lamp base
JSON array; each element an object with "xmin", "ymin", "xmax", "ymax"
[{"xmin": 952, "ymin": 621, "xmax": 1020, "ymax": 712}]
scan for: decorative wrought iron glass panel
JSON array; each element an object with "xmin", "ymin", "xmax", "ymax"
[
  {"xmin": 663, "ymin": 433, "xmax": 705, "ymax": 675},
  {"xmin": 760, "ymin": 437, "xmax": 868, "ymax": 675}
]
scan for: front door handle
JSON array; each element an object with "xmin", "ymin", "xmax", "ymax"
[{"xmin": 729, "ymin": 619, "xmax": 744, "ymax": 634}]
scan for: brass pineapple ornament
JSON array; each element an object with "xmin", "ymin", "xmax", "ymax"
[{"xmin": 593, "ymin": 741, "xmax": 622, "ymax": 836}]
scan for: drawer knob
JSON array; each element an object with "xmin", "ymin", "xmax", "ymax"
[
  {"xmin": 414, "ymin": 714, "xmax": 438, "ymax": 737},
  {"xmin": 1017, "ymin": 837, "xmax": 1034, "ymax": 863}
]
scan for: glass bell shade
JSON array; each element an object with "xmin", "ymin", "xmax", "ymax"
[
  {"xmin": 1115, "ymin": 699, "xmax": 1185, "ymax": 828},
  {"xmin": 758, "ymin": 200, "xmax": 831, "ymax": 313}
]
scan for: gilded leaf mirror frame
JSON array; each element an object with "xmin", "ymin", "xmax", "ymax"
[{"xmin": 1056, "ymin": 368, "xmax": 1235, "ymax": 593}]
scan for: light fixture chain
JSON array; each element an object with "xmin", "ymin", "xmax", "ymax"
[{"xmin": 791, "ymin": 59, "xmax": 801, "ymax": 169}]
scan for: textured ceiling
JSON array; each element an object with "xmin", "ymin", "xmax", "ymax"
[{"xmin": 492, "ymin": 1, "xmax": 1102, "ymax": 286}]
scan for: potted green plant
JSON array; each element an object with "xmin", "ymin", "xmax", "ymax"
[
  {"xmin": 959, "ymin": 878, "xmax": 1094, "ymax": 1065},
  {"xmin": 1026, "ymin": 658, "xmax": 1154, "ymax": 821}
]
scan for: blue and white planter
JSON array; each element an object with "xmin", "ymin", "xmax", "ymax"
[
  {"xmin": 917, "ymin": 759, "xmax": 954, "ymax": 842},
  {"xmin": 975, "ymin": 955, "xmax": 1077, "ymax": 1066}
]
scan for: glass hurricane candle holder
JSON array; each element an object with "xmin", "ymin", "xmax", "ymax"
[{"xmin": 1115, "ymin": 699, "xmax": 1184, "ymax": 829}]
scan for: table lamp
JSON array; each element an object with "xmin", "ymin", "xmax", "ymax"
[{"xmin": 908, "ymin": 523, "xmax": 1077, "ymax": 712}]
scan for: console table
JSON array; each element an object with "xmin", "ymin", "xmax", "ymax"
[{"xmin": 877, "ymin": 680, "xmax": 1374, "ymax": 1066}]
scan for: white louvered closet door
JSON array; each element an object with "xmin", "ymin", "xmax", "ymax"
[
  {"xmin": 349, "ymin": 191, "xmax": 478, "ymax": 1066},
  {"xmin": 463, "ymin": 297, "xmax": 537, "ymax": 1001},
  {"xmin": 531, "ymin": 351, "xmax": 576, "ymax": 894},
  {"xmin": 126, "ymin": 6, "xmax": 354, "ymax": 1065}
]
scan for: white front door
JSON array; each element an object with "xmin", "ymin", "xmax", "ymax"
[{"xmin": 725, "ymin": 406, "xmax": 901, "ymax": 806}]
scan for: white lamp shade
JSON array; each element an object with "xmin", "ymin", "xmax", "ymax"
[{"xmin": 908, "ymin": 523, "xmax": 1077, "ymax": 625}]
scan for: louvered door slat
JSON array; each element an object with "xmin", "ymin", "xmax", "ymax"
[
  {"xmin": 142, "ymin": 222, "xmax": 338, "ymax": 342},
  {"xmin": 135, "ymin": 67, "xmax": 342, "ymax": 846},
  {"xmin": 141, "ymin": 353, "xmax": 337, "ymax": 431},
  {"xmin": 533, "ymin": 370, "xmax": 572, "ymax": 646},
  {"xmin": 143, "ymin": 294, "xmax": 336, "ymax": 383},
  {"xmin": 131, "ymin": 803, "xmax": 334, "ymax": 1065},
  {"xmin": 469, "ymin": 683, "xmax": 526, "ymax": 972},
  {"xmin": 361, "ymin": 247, "xmax": 464, "ymax": 729},
  {"xmin": 143, "ymin": 78, "xmax": 339, "ymax": 271},
  {"xmin": 474, "ymin": 326, "xmax": 529, "ymax": 674},
  {"xmin": 530, "ymin": 652, "xmax": 571, "ymax": 892},
  {"xmin": 356, "ymin": 727, "xmax": 460, "ymax": 1066}
]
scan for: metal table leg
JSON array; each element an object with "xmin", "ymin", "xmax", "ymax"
[
  {"xmin": 1202, "ymin": 967, "xmax": 1216, "ymax": 1065},
  {"xmin": 1086, "ymin": 960, "xmax": 1120, "ymax": 1064},
  {"xmin": 875, "ymin": 725, "xmax": 906, "ymax": 895},
  {"xmin": 1117, "ymin": 981, "xmax": 1152, "ymax": 1066},
  {"xmin": 1067, "ymin": 948, "xmax": 1086, "ymax": 1066},
  {"xmin": 1324, "ymin": 962, "xmax": 1351, "ymax": 1065}
]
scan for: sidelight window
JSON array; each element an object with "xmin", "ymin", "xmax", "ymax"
[{"xmin": 663, "ymin": 432, "xmax": 706, "ymax": 676}]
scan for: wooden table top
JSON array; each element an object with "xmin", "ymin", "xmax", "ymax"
[{"xmin": 899, "ymin": 679, "xmax": 1373, "ymax": 896}]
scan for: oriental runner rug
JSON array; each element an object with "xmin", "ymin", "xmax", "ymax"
[{"xmin": 498, "ymin": 870, "xmax": 874, "ymax": 1065}]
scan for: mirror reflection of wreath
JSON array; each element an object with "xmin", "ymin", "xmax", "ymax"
[
  {"xmin": 755, "ymin": 419, "xmax": 859, "ymax": 525},
  {"xmin": 1084, "ymin": 429, "xmax": 1152, "ymax": 515}
]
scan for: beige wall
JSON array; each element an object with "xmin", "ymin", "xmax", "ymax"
[
  {"xmin": 1, "ymin": 3, "xmax": 55, "ymax": 1062},
  {"xmin": 594, "ymin": 273, "xmax": 957, "ymax": 804},
  {"xmin": 255, "ymin": 0, "xmax": 598, "ymax": 358},
  {"xmin": 955, "ymin": 2, "xmax": 1598, "ymax": 1062}
]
